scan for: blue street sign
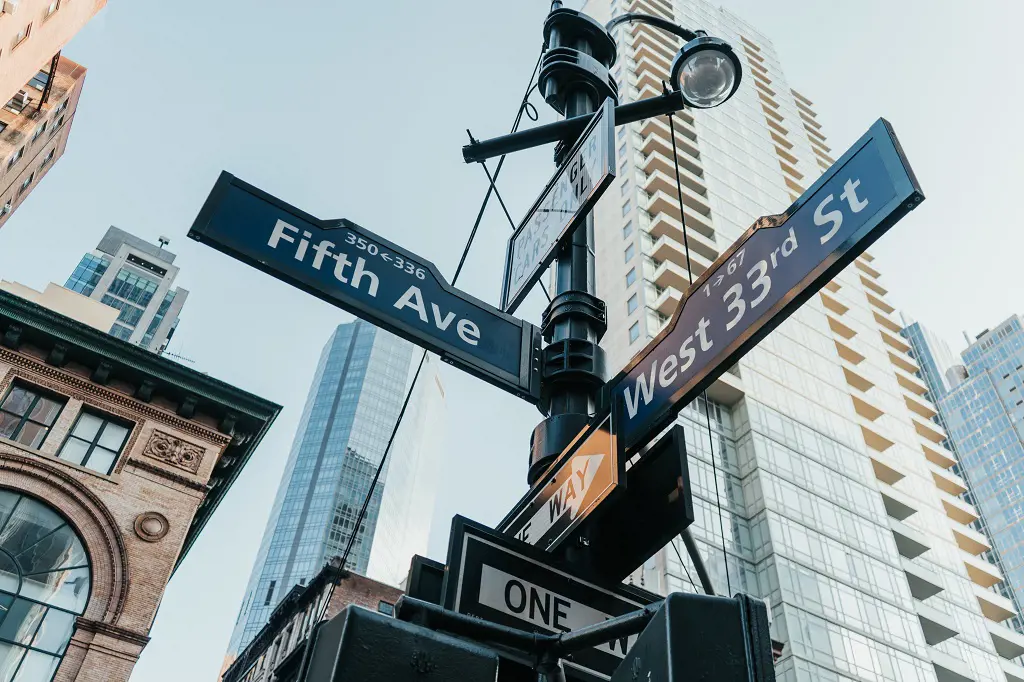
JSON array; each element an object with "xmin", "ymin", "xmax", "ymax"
[
  {"xmin": 188, "ymin": 173, "xmax": 541, "ymax": 402},
  {"xmin": 607, "ymin": 118, "xmax": 924, "ymax": 454}
]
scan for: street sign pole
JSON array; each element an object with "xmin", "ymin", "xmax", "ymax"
[{"xmin": 529, "ymin": 5, "xmax": 619, "ymax": 485}]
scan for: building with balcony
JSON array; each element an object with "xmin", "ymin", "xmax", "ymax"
[
  {"xmin": 225, "ymin": 321, "xmax": 445, "ymax": 658},
  {"xmin": 583, "ymin": 0, "xmax": 1020, "ymax": 679},
  {"xmin": 0, "ymin": 0, "xmax": 106, "ymax": 229},
  {"xmin": 0, "ymin": 286, "xmax": 279, "ymax": 681},
  {"xmin": 0, "ymin": 55, "xmax": 85, "ymax": 230},
  {"xmin": 927, "ymin": 316, "xmax": 1024, "ymax": 651},
  {"xmin": 903, "ymin": 318, "xmax": 1024, "ymax": 639},
  {"xmin": 64, "ymin": 227, "xmax": 189, "ymax": 353},
  {"xmin": 0, "ymin": 0, "xmax": 104, "ymax": 107}
]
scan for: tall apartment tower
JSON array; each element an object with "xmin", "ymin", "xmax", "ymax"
[
  {"xmin": 64, "ymin": 227, "xmax": 189, "ymax": 352},
  {"xmin": 925, "ymin": 316, "xmax": 1024, "ymax": 642},
  {"xmin": 225, "ymin": 321, "xmax": 445, "ymax": 658},
  {"xmin": 584, "ymin": 0, "xmax": 1024, "ymax": 680},
  {"xmin": 0, "ymin": 0, "xmax": 106, "ymax": 229}
]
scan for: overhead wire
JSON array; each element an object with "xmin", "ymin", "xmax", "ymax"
[
  {"xmin": 309, "ymin": 43, "xmax": 549, "ymax": 635},
  {"xmin": 666, "ymin": 102, "xmax": 732, "ymax": 597}
]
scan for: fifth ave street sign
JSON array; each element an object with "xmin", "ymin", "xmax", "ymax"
[
  {"xmin": 609, "ymin": 118, "xmax": 924, "ymax": 454},
  {"xmin": 499, "ymin": 415, "xmax": 617, "ymax": 551},
  {"xmin": 188, "ymin": 172, "xmax": 542, "ymax": 403},
  {"xmin": 501, "ymin": 97, "xmax": 615, "ymax": 313}
]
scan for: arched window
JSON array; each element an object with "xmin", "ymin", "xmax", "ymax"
[{"xmin": 0, "ymin": 491, "xmax": 91, "ymax": 681}]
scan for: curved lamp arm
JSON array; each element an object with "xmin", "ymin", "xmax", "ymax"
[{"xmin": 605, "ymin": 12, "xmax": 700, "ymax": 43}]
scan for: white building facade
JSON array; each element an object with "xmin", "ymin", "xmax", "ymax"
[{"xmin": 583, "ymin": 0, "xmax": 1024, "ymax": 680}]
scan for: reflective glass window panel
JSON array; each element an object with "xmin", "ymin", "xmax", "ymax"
[{"xmin": 0, "ymin": 384, "xmax": 65, "ymax": 450}]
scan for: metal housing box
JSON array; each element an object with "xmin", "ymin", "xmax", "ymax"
[
  {"xmin": 610, "ymin": 593, "xmax": 774, "ymax": 682},
  {"xmin": 303, "ymin": 605, "xmax": 500, "ymax": 682}
]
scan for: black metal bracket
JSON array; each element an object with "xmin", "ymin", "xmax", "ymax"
[{"xmin": 462, "ymin": 91, "xmax": 685, "ymax": 163}]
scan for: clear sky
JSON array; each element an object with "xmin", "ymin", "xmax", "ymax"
[{"xmin": 0, "ymin": 1, "xmax": 1018, "ymax": 680}]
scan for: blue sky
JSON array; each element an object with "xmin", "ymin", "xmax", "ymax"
[{"xmin": 0, "ymin": 1, "xmax": 1018, "ymax": 680}]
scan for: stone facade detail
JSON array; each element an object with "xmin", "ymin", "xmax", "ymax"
[
  {"xmin": 134, "ymin": 512, "xmax": 170, "ymax": 542},
  {"xmin": 143, "ymin": 430, "xmax": 204, "ymax": 474}
]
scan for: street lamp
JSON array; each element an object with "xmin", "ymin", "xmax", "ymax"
[
  {"xmin": 605, "ymin": 13, "xmax": 742, "ymax": 109},
  {"xmin": 461, "ymin": 11, "xmax": 743, "ymax": 163}
]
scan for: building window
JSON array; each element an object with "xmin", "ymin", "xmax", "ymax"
[
  {"xmin": 44, "ymin": 0, "xmax": 60, "ymax": 18},
  {"xmin": 109, "ymin": 323, "xmax": 134, "ymax": 341},
  {"xmin": 624, "ymin": 244, "xmax": 635, "ymax": 262},
  {"xmin": 17, "ymin": 173, "xmax": 34, "ymax": 197},
  {"xmin": 620, "ymin": 181, "xmax": 630, "ymax": 196},
  {"xmin": 48, "ymin": 115, "xmax": 65, "ymax": 137},
  {"xmin": 629, "ymin": 322, "xmax": 640, "ymax": 343},
  {"xmin": 618, "ymin": 143, "xmax": 626, "ymax": 160},
  {"xmin": 627, "ymin": 293, "xmax": 639, "ymax": 314},
  {"xmin": 625, "ymin": 267, "xmax": 636, "ymax": 287},
  {"xmin": 377, "ymin": 601, "xmax": 395, "ymax": 616},
  {"xmin": 64, "ymin": 254, "xmax": 110, "ymax": 297},
  {"xmin": 0, "ymin": 491, "xmax": 91, "ymax": 680},
  {"xmin": 106, "ymin": 269, "xmax": 159, "ymax": 307},
  {"xmin": 264, "ymin": 580, "xmax": 276, "ymax": 606},
  {"xmin": 56, "ymin": 410, "xmax": 132, "ymax": 475},
  {"xmin": 11, "ymin": 24, "xmax": 31, "ymax": 50},
  {"xmin": 7, "ymin": 147, "xmax": 24, "ymax": 170},
  {"xmin": 622, "ymin": 200, "xmax": 630, "ymax": 217},
  {"xmin": 622, "ymin": 221, "xmax": 632, "ymax": 239},
  {"xmin": 0, "ymin": 122, "xmax": 7, "ymax": 135},
  {"xmin": 28, "ymin": 71, "xmax": 49, "ymax": 91},
  {"xmin": 40, "ymin": 148, "xmax": 55, "ymax": 169},
  {"xmin": 55, "ymin": 99, "xmax": 68, "ymax": 115},
  {"xmin": 31, "ymin": 121, "xmax": 46, "ymax": 143},
  {"xmin": 0, "ymin": 383, "xmax": 65, "ymax": 449}
]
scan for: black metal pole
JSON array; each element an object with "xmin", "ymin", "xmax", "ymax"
[
  {"xmin": 681, "ymin": 527, "xmax": 716, "ymax": 596},
  {"xmin": 529, "ymin": 3, "xmax": 614, "ymax": 483}
]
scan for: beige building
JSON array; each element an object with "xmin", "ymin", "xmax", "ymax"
[
  {"xmin": 0, "ymin": 286, "xmax": 279, "ymax": 681},
  {"xmin": 584, "ymin": 0, "xmax": 1024, "ymax": 680},
  {"xmin": 0, "ymin": 0, "xmax": 104, "ymax": 104},
  {"xmin": 0, "ymin": 54, "xmax": 86, "ymax": 229},
  {"xmin": 0, "ymin": 281, "xmax": 117, "ymax": 331},
  {"xmin": 0, "ymin": 0, "xmax": 106, "ymax": 230}
]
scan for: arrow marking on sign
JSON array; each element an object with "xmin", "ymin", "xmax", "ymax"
[{"xmin": 527, "ymin": 454, "xmax": 605, "ymax": 542}]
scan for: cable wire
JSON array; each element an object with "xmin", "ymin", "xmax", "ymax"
[
  {"xmin": 472, "ymin": 153, "xmax": 551, "ymax": 302},
  {"xmin": 667, "ymin": 108, "xmax": 732, "ymax": 597},
  {"xmin": 308, "ymin": 43, "xmax": 548, "ymax": 637},
  {"xmin": 669, "ymin": 532, "xmax": 701, "ymax": 594}
]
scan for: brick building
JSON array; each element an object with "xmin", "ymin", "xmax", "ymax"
[
  {"xmin": 221, "ymin": 558, "xmax": 403, "ymax": 682},
  {"xmin": 0, "ymin": 287, "xmax": 279, "ymax": 681},
  {"xmin": 0, "ymin": 55, "xmax": 86, "ymax": 230},
  {"xmin": 0, "ymin": 0, "xmax": 107, "ymax": 230}
]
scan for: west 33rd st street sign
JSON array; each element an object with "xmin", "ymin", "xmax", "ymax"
[
  {"xmin": 609, "ymin": 118, "xmax": 924, "ymax": 454},
  {"xmin": 498, "ymin": 118, "xmax": 923, "ymax": 557}
]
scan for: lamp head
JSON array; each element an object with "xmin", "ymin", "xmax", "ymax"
[{"xmin": 670, "ymin": 36, "xmax": 742, "ymax": 109}]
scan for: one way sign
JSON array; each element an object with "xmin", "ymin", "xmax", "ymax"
[{"xmin": 500, "ymin": 415, "xmax": 618, "ymax": 550}]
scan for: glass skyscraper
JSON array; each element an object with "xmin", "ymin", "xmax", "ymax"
[
  {"xmin": 64, "ymin": 226, "xmax": 188, "ymax": 352},
  {"xmin": 583, "ymin": 0, "xmax": 1022, "ymax": 679},
  {"xmin": 225, "ymin": 320, "xmax": 445, "ymax": 657},
  {"xmin": 924, "ymin": 315, "xmax": 1024, "ymax": 646}
]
